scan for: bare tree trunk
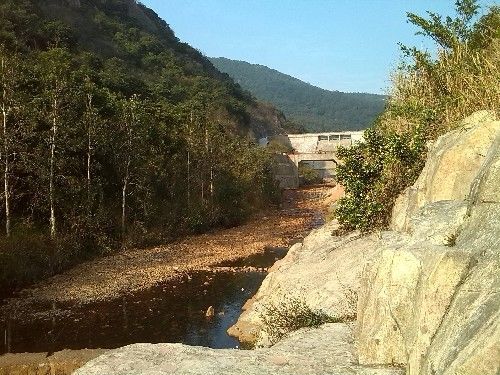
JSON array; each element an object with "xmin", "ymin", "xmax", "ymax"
[
  {"xmin": 187, "ymin": 110, "xmax": 193, "ymax": 208},
  {"xmin": 121, "ymin": 99, "xmax": 134, "ymax": 236},
  {"xmin": 201, "ymin": 175, "xmax": 204, "ymax": 202},
  {"xmin": 210, "ymin": 163, "xmax": 214, "ymax": 198},
  {"xmin": 2, "ymin": 99, "xmax": 9, "ymax": 237},
  {"xmin": 87, "ymin": 129, "xmax": 91, "ymax": 202},
  {"xmin": 1, "ymin": 56, "xmax": 10, "ymax": 237},
  {"xmin": 206, "ymin": 129, "xmax": 214, "ymax": 199},
  {"xmin": 86, "ymin": 93, "xmax": 93, "ymax": 206},
  {"xmin": 187, "ymin": 149, "xmax": 190, "ymax": 207},
  {"xmin": 49, "ymin": 97, "xmax": 57, "ymax": 238},
  {"xmin": 121, "ymin": 159, "xmax": 129, "ymax": 236}
]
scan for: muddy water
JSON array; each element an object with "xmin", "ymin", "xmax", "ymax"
[
  {"xmin": 1, "ymin": 271, "xmax": 265, "ymax": 354},
  {"xmin": 0, "ymin": 246, "xmax": 290, "ymax": 355}
]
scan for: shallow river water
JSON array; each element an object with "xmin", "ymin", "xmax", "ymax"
[{"xmin": 0, "ymin": 247, "xmax": 290, "ymax": 355}]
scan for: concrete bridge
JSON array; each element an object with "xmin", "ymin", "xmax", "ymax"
[{"xmin": 268, "ymin": 131, "xmax": 364, "ymax": 188}]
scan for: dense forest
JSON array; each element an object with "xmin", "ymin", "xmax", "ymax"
[
  {"xmin": 210, "ymin": 57, "xmax": 386, "ymax": 133},
  {"xmin": 0, "ymin": 0, "xmax": 286, "ymax": 289}
]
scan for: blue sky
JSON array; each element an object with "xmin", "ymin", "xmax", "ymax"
[{"xmin": 140, "ymin": 0, "xmax": 496, "ymax": 94}]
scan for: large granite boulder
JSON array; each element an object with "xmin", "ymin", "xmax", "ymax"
[
  {"xmin": 0, "ymin": 349, "xmax": 106, "ymax": 375},
  {"xmin": 228, "ymin": 223, "xmax": 380, "ymax": 346},
  {"xmin": 357, "ymin": 111, "xmax": 500, "ymax": 374},
  {"xmin": 75, "ymin": 323, "xmax": 403, "ymax": 375}
]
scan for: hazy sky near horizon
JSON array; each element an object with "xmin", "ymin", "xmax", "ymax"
[{"xmin": 140, "ymin": 0, "xmax": 495, "ymax": 94}]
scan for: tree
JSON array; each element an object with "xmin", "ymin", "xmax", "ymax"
[
  {"xmin": 83, "ymin": 77, "xmax": 97, "ymax": 208},
  {"xmin": 0, "ymin": 46, "xmax": 20, "ymax": 237},
  {"xmin": 334, "ymin": 0, "xmax": 499, "ymax": 231},
  {"xmin": 115, "ymin": 94, "xmax": 147, "ymax": 237},
  {"xmin": 38, "ymin": 48, "xmax": 72, "ymax": 238}
]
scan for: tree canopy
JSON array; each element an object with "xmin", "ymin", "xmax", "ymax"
[{"xmin": 0, "ymin": 0, "xmax": 283, "ymax": 290}]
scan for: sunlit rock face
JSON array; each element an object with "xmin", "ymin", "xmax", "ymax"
[
  {"xmin": 227, "ymin": 223, "xmax": 380, "ymax": 346},
  {"xmin": 357, "ymin": 111, "xmax": 500, "ymax": 374},
  {"xmin": 75, "ymin": 323, "xmax": 403, "ymax": 375}
]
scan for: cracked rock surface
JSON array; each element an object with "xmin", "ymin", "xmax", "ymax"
[
  {"xmin": 75, "ymin": 324, "xmax": 403, "ymax": 375},
  {"xmin": 358, "ymin": 111, "xmax": 500, "ymax": 374}
]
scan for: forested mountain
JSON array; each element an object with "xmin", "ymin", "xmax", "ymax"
[
  {"xmin": 0, "ymin": 0, "xmax": 283, "ymax": 288},
  {"xmin": 210, "ymin": 57, "xmax": 387, "ymax": 132}
]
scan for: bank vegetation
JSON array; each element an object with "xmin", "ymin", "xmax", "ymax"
[{"xmin": 335, "ymin": 0, "xmax": 499, "ymax": 231}]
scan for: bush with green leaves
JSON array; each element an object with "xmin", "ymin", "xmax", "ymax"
[
  {"xmin": 259, "ymin": 295, "xmax": 341, "ymax": 346},
  {"xmin": 335, "ymin": 0, "xmax": 499, "ymax": 232},
  {"xmin": 335, "ymin": 127, "xmax": 425, "ymax": 231},
  {"xmin": 298, "ymin": 163, "xmax": 323, "ymax": 186}
]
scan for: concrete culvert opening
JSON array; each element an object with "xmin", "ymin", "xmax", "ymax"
[{"xmin": 298, "ymin": 160, "xmax": 337, "ymax": 186}]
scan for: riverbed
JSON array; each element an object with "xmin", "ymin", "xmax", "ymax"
[{"xmin": 0, "ymin": 186, "xmax": 331, "ymax": 363}]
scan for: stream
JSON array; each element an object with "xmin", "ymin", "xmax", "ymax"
[
  {"xmin": 0, "ymin": 186, "xmax": 330, "ymax": 357},
  {"xmin": 0, "ymin": 249, "xmax": 286, "ymax": 355}
]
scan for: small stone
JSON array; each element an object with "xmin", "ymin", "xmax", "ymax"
[{"xmin": 205, "ymin": 306, "xmax": 215, "ymax": 318}]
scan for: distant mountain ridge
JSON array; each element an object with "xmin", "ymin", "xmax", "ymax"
[{"xmin": 210, "ymin": 57, "xmax": 386, "ymax": 133}]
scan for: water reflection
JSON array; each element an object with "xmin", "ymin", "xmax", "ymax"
[{"xmin": 1, "ymin": 271, "xmax": 266, "ymax": 354}]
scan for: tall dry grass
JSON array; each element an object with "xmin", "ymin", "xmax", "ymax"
[{"xmin": 380, "ymin": 40, "xmax": 499, "ymax": 138}]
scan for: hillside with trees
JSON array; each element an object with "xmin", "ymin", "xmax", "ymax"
[
  {"xmin": 0, "ymin": 0, "xmax": 285, "ymax": 290},
  {"xmin": 210, "ymin": 57, "xmax": 387, "ymax": 133}
]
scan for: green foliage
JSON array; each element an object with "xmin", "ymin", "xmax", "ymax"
[
  {"xmin": 259, "ymin": 295, "xmax": 340, "ymax": 346},
  {"xmin": 210, "ymin": 57, "xmax": 386, "ymax": 132},
  {"xmin": 406, "ymin": 0, "xmax": 479, "ymax": 50},
  {"xmin": 298, "ymin": 163, "xmax": 323, "ymax": 186},
  {"xmin": 266, "ymin": 139, "xmax": 293, "ymax": 154},
  {"xmin": 335, "ymin": 128, "xmax": 425, "ymax": 231},
  {"xmin": 334, "ymin": 0, "xmax": 499, "ymax": 232},
  {"xmin": 0, "ymin": 0, "xmax": 283, "ymax": 290}
]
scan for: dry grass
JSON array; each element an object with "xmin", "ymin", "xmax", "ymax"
[{"xmin": 382, "ymin": 41, "xmax": 499, "ymax": 138}]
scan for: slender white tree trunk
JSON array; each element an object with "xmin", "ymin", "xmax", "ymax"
[
  {"xmin": 86, "ymin": 93, "xmax": 93, "ymax": 206},
  {"xmin": 206, "ymin": 129, "xmax": 214, "ymax": 199},
  {"xmin": 87, "ymin": 130, "xmax": 91, "ymax": 200},
  {"xmin": 187, "ymin": 110, "xmax": 193, "ymax": 207},
  {"xmin": 210, "ymin": 163, "xmax": 214, "ymax": 198},
  {"xmin": 49, "ymin": 97, "xmax": 57, "ymax": 238},
  {"xmin": 2, "ymin": 100, "xmax": 9, "ymax": 237},
  {"xmin": 121, "ymin": 99, "xmax": 134, "ymax": 236},
  {"xmin": 121, "ymin": 160, "xmax": 129, "ymax": 236},
  {"xmin": 1, "ymin": 56, "xmax": 11, "ymax": 237},
  {"xmin": 187, "ymin": 149, "xmax": 190, "ymax": 207}
]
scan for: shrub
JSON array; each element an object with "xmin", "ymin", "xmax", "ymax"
[
  {"xmin": 259, "ymin": 295, "xmax": 341, "ymax": 346},
  {"xmin": 334, "ymin": 1, "xmax": 499, "ymax": 232},
  {"xmin": 335, "ymin": 127, "xmax": 426, "ymax": 231},
  {"xmin": 0, "ymin": 230, "xmax": 103, "ymax": 291},
  {"xmin": 298, "ymin": 163, "xmax": 322, "ymax": 186}
]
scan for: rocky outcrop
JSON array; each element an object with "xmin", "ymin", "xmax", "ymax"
[
  {"xmin": 76, "ymin": 111, "xmax": 499, "ymax": 375},
  {"xmin": 75, "ymin": 323, "xmax": 403, "ymax": 375},
  {"xmin": 357, "ymin": 111, "xmax": 500, "ymax": 374},
  {"xmin": 0, "ymin": 349, "xmax": 106, "ymax": 375},
  {"xmin": 232, "ymin": 111, "xmax": 500, "ymax": 372},
  {"xmin": 391, "ymin": 110, "xmax": 498, "ymax": 232},
  {"xmin": 228, "ymin": 223, "xmax": 379, "ymax": 346}
]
